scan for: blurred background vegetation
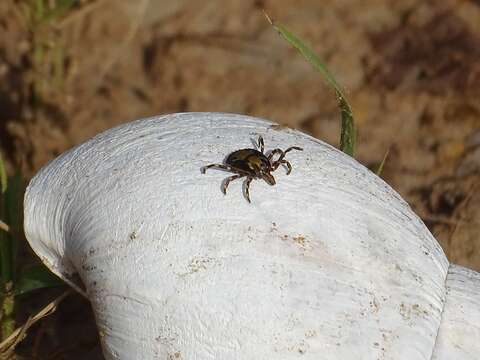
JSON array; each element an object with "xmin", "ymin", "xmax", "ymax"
[{"xmin": 0, "ymin": 0, "xmax": 479, "ymax": 358}]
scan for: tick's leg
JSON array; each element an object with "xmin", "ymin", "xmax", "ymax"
[
  {"xmin": 201, "ymin": 164, "xmax": 233, "ymax": 174},
  {"xmin": 243, "ymin": 177, "xmax": 253, "ymax": 203},
  {"xmin": 268, "ymin": 149, "xmax": 284, "ymax": 161},
  {"xmin": 269, "ymin": 146, "xmax": 303, "ymax": 163},
  {"xmin": 284, "ymin": 146, "xmax": 303, "ymax": 154},
  {"xmin": 279, "ymin": 160, "xmax": 292, "ymax": 174},
  {"xmin": 258, "ymin": 135, "xmax": 265, "ymax": 153},
  {"xmin": 221, "ymin": 174, "xmax": 244, "ymax": 194}
]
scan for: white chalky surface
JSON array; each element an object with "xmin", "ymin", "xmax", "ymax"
[
  {"xmin": 432, "ymin": 265, "xmax": 480, "ymax": 360},
  {"xmin": 24, "ymin": 112, "xmax": 459, "ymax": 359}
]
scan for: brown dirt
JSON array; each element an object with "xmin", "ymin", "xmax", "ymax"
[{"xmin": 1, "ymin": 0, "xmax": 480, "ymax": 358}]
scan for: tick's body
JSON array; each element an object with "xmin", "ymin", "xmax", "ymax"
[
  {"xmin": 226, "ymin": 149, "xmax": 271, "ymax": 178},
  {"xmin": 201, "ymin": 136, "xmax": 302, "ymax": 203}
]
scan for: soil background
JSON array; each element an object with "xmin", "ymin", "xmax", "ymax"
[{"xmin": 1, "ymin": 0, "xmax": 480, "ymax": 358}]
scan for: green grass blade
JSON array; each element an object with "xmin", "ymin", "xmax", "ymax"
[
  {"xmin": 376, "ymin": 148, "xmax": 390, "ymax": 176},
  {"xmin": 0, "ymin": 152, "xmax": 7, "ymax": 194},
  {"xmin": 0, "ymin": 159, "xmax": 17, "ymax": 340},
  {"xmin": 0, "ymin": 173, "xmax": 11, "ymax": 285},
  {"xmin": 0, "ymin": 223, "xmax": 13, "ymax": 285},
  {"xmin": 15, "ymin": 264, "xmax": 65, "ymax": 296},
  {"xmin": 266, "ymin": 14, "xmax": 356, "ymax": 157},
  {"xmin": 269, "ymin": 20, "xmax": 345, "ymax": 98},
  {"xmin": 339, "ymin": 95, "xmax": 356, "ymax": 157},
  {"xmin": 0, "ymin": 152, "xmax": 8, "ymax": 280},
  {"xmin": 4, "ymin": 172, "xmax": 23, "ymax": 282},
  {"xmin": 1, "ymin": 290, "xmax": 14, "ymax": 340}
]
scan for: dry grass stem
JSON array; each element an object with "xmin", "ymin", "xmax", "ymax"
[
  {"xmin": 0, "ymin": 221, "xmax": 9, "ymax": 233},
  {"xmin": 0, "ymin": 290, "xmax": 74, "ymax": 358}
]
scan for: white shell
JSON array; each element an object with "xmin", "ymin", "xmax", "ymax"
[{"xmin": 24, "ymin": 113, "xmax": 479, "ymax": 359}]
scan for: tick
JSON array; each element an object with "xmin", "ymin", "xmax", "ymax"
[{"xmin": 201, "ymin": 135, "xmax": 303, "ymax": 203}]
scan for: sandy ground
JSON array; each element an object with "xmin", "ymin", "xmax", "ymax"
[{"xmin": 1, "ymin": 0, "xmax": 479, "ymax": 358}]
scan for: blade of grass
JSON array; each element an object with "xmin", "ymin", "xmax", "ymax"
[
  {"xmin": 0, "ymin": 166, "xmax": 13, "ymax": 340},
  {"xmin": 339, "ymin": 96, "xmax": 355, "ymax": 157},
  {"xmin": 15, "ymin": 264, "xmax": 65, "ymax": 296},
  {"xmin": 5, "ymin": 173, "xmax": 23, "ymax": 276},
  {"xmin": 0, "ymin": 171, "xmax": 22, "ymax": 340},
  {"xmin": 0, "ymin": 161, "xmax": 11, "ymax": 285},
  {"xmin": 0, "ymin": 290, "xmax": 74, "ymax": 357},
  {"xmin": 0, "ymin": 152, "xmax": 7, "ymax": 290},
  {"xmin": 265, "ymin": 13, "xmax": 356, "ymax": 156},
  {"xmin": 376, "ymin": 148, "xmax": 390, "ymax": 176},
  {"xmin": 0, "ymin": 173, "xmax": 23, "ymax": 284},
  {"xmin": 1, "ymin": 284, "xmax": 14, "ymax": 343},
  {"xmin": 0, "ymin": 152, "xmax": 6, "ymax": 194}
]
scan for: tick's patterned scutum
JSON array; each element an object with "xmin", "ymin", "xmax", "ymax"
[{"xmin": 226, "ymin": 149, "xmax": 269, "ymax": 173}]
